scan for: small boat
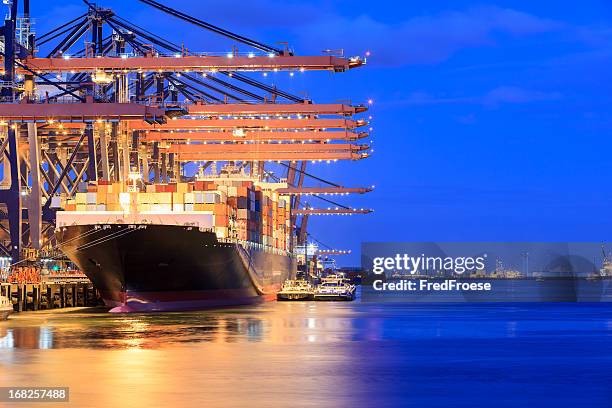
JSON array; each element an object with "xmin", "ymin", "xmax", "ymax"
[
  {"xmin": 277, "ymin": 279, "xmax": 314, "ymax": 301},
  {"xmin": 314, "ymin": 274, "xmax": 356, "ymax": 301},
  {"xmin": 0, "ymin": 295, "xmax": 13, "ymax": 321}
]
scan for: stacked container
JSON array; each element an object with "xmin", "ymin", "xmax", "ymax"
[{"xmin": 62, "ymin": 178, "xmax": 290, "ymax": 251}]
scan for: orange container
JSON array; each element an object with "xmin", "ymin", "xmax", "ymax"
[
  {"xmin": 213, "ymin": 203, "xmax": 228, "ymax": 215},
  {"xmin": 214, "ymin": 215, "xmax": 228, "ymax": 226}
]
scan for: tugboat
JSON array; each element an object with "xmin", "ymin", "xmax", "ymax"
[
  {"xmin": 0, "ymin": 295, "xmax": 13, "ymax": 321},
  {"xmin": 277, "ymin": 279, "xmax": 314, "ymax": 301},
  {"xmin": 314, "ymin": 274, "xmax": 356, "ymax": 301}
]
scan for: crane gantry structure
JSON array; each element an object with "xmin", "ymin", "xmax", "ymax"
[{"xmin": 0, "ymin": 0, "xmax": 373, "ymax": 262}]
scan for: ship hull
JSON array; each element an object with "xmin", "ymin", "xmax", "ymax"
[
  {"xmin": 277, "ymin": 292, "xmax": 313, "ymax": 301},
  {"xmin": 57, "ymin": 224, "xmax": 295, "ymax": 312},
  {"xmin": 313, "ymin": 293, "xmax": 355, "ymax": 301}
]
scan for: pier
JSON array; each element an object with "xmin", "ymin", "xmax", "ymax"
[{"xmin": 0, "ymin": 283, "xmax": 101, "ymax": 312}]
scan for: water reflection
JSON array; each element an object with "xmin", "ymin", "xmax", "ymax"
[
  {"xmin": 0, "ymin": 303, "xmax": 611, "ymax": 408},
  {"xmin": 0, "ymin": 310, "xmax": 270, "ymax": 349},
  {"xmin": 0, "ymin": 326, "xmax": 53, "ymax": 349},
  {"xmin": 1, "ymin": 303, "xmax": 611, "ymax": 351}
]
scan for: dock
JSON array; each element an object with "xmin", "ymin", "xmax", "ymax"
[{"xmin": 0, "ymin": 282, "xmax": 102, "ymax": 312}]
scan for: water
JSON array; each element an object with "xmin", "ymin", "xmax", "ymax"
[{"xmin": 1, "ymin": 301, "xmax": 611, "ymax": 407}]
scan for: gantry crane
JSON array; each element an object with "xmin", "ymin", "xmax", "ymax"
[{"xmin": 0, "ymin": 0, "xmax": 373, "ymax": 261}]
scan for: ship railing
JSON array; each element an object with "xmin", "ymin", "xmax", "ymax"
[{"xmin": 217, "ymin": 237, "xmax": 292, "ymax": 257}]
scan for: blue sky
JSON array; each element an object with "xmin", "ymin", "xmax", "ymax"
[{"xmin": 30, "ymin": 0, "xmax": 612, "ymax": 265}]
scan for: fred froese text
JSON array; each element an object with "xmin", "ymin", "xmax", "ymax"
[{"xmin": 373, "ymin": 279, "xmax": 492, "ymax": 292}]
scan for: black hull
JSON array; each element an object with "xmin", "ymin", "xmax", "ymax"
[
  {"xmin": 57, "ymin": 224, "xmax": 295, "ymax": 312},
  {"xmin": 313, "ymin": 294, "xmax": 355, "ymax": 301},
  {"xmin": 277, "ymin": 293, "xmax": 314, "ymax": 301}
]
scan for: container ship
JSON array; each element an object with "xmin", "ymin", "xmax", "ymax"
[{"xmin": 56, "ymin": 167, "xmax": 296, "ymax": 312}]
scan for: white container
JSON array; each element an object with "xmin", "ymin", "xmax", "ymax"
[
  {"xmin": 50, "ymin": 196, "xmax": 63, "ymax": 208},
  {"xmin": 119, "ymin": 192, "xmax": 131, "ymax": 206},
  {"xmin": 204, "ymin": 192, "xmax": 220, "ymax": 204},
  {"xmin": 86, "ymin": 192, "xmax": 97, "ymax": 205}
]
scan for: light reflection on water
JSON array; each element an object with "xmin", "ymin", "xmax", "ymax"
[{"xmin": 0, "ymin": 302, "xmax": 611, "ymax": 407}]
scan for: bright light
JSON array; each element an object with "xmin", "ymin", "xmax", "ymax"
[
  {"xmin": 121, "ymin": 54, "xmax": 128, "ymax": 59},
  {"xmin": 128, "ymin": 171, "xmax": 142, "ymax": 182},
  {"xmin": 368, "ymin": 99, "xmax": 373, "ymax": 105},
  {"xmin": 227, "ymin": 53, "xmax": 234, "ymax": 58},
  {"xmin": 248, "ymin": 52, "xmax": 255, "ymax": 58},
  {"xmin": 63, "ymin": 55, "xmax": 70, "ymax": 60},
  {"xmin": 268, "ymin": 53, "xmax": 275, "ymax": 58}
]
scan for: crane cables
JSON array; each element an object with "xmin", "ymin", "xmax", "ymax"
[
  {"xmin": 136, "ymin": 0, "xmax": 285, "ymax": 55},
  {"xmin": 278, "ymin": 162, "xmax": 341, "ymax": 187}
]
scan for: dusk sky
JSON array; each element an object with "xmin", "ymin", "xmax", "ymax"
[{"xmin": 30, "ymin": 0, "xmax": 612, "ymax": 265}]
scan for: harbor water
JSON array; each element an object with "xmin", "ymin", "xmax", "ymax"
[{"xmin": 1, "ymin": 298, "xmax": 611, "ymax": 407}]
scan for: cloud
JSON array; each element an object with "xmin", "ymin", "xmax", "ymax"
[
  {"xmin": 32, "ymin": 1, "xmax": 577, "ymax": 71},
  {"xmin": 394, "ymin": 92, "xmax": 473, "ymax": 105},
  {"xmin": 295, "ymin": 6, "xmax": 563, "ymax": 65},
  {"xmin": 122, "ymin": 2, "xmax": 564, "ymax": 66},
  {"xmin": 455, "ymin": 113, "xmax": 478, "ymax": 125},
  {"xmin": 158, "ymin": 0, "xmax": 323, "ymax": 29},
  {"xmin": 483, "ymin": 86, "xmax": 562, "ymax": 106},
  {"xmin": 390, "ymin": 86, "xmax": 562, "ymax": 107}
]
